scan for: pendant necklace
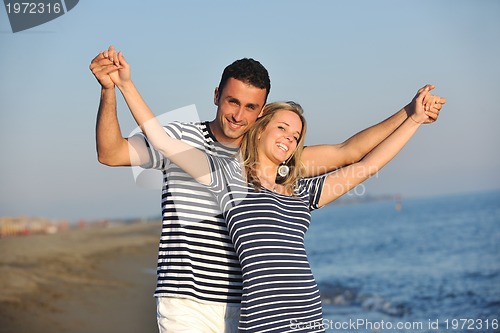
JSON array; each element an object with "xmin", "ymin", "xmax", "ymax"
[{"xmin": 262, "ymin": 180, "xmax": 277, "ymax": 193}]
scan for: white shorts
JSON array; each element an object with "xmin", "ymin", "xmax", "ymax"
[{"xmin": 156, "ymin": 297, "xmax": 241, "ymax": 333}]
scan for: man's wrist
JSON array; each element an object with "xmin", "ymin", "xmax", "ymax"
[
  {"xmin": 102, "ymin": 86, "xmax": 115, "ymax": 92},
  {"xmin": 403, "ymin": 103, "xmax": 412, "ymax": 118}
]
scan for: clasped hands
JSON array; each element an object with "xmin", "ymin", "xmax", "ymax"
[{"xmin": 90, "ymin": 45, "xmax": 446, "ymax": 124}]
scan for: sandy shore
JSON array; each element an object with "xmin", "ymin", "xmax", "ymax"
[{"xmin": 0, "ymin": 222, "xmax": 162, "ymax": 333}]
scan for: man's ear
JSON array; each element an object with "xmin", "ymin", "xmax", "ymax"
[{"xmin": 214, "ymin": 87, "xmax": 220, "ymax": 106}]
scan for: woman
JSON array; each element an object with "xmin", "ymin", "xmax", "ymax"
[
  {"xmin": 109, "ymin": 53, "xmax": 435, "ymax": 332},
  {"xmin": 205, "ymin": 102, "xmax": 327, "ymax": 332}
]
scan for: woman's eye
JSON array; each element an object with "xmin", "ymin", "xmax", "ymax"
[{"xmin": 278, "ymin": 126, "xmax": 284, "ymax": 131}]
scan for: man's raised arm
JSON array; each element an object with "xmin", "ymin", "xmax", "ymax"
[
  {"xmin": 301, "ymin": 85, "xmax": 446, "ymax": 176},
  {"xmin": 90, "ymin": 47, "xmax": 150, "ymax": 167}
]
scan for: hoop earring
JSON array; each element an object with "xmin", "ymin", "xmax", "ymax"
[{"xmin": 277, "ymin": 161, "xmax": 290, "ymax": 178}]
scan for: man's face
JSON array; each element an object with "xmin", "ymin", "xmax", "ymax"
[{"xmin": 213, "ymin": 77, "xmax": 267, "ymax": 145}]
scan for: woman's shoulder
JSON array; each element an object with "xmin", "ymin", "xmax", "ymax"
[{"xmin": 296, "ymin": 175, "xmax": 326, "ymax": 192}]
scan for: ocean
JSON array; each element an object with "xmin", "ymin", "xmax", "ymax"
[{"xmin": 306, "ymin": 190, "xmax": 500, "ymax": 332}]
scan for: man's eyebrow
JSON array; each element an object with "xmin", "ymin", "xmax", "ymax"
[
  {"xmin": 245, "ymin": 102, "xmax": 261, "ymax": 109},
  {"xmin": 226, "ymin": 96, "xmax": 239, "ymax": 102},
  {"xmin": 224, "ymin": 95, "xmax": 261, "ymax": 109}
]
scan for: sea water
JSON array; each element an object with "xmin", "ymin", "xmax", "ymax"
[{"xmin": 307, "ymin": 190, "xmax": 500, "ymax": 332}]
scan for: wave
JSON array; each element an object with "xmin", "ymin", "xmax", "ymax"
[{"xmin": 318, "ymin": 282, "xmax": 411, "ymax": 317}]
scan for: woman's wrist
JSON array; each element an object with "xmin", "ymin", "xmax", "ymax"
[
  {"xmin": 116, "ymin": 79, "xmax": 134, "ymax": 92},
  {"xmin": 410, "ymin": 115, "xmax": 425, "ymax": 124}
]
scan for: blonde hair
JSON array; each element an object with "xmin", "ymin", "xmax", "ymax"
[{"xmin": 239, "ymin": 101, "xmax": 307, "ymax": 193}]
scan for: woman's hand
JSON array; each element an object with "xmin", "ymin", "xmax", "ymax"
[
  {"xmin": 409, "ymin": 84, "xmax": 445, "ymax": 124},
  {"xmin": 102, "ymin": 45, "xmax": 131, "ymax": 88}
]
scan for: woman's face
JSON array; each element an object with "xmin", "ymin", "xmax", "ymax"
[{"xmin": 258, "ymin": 110, "xmax": 302, "ymax": 165}]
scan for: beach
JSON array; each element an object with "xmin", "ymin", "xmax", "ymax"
[
  {"xmin": 1, "ymin": 192, "xmax": 498, "ymax": 333},
  {"xmin": 0, "ymin": 221, "xmax": 162, "ymax": 333}
]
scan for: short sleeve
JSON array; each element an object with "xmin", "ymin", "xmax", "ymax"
[
  {"xmin": 298, "ymin": 175, "xmax": 327, "ymax": 211},
  {"xmin": 135, "ymin": 121, "xmax": 184, "ymax": 170}
]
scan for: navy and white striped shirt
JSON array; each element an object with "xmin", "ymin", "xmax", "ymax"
[
  {"xmin": 208, "ymin": 155, "xmax": 327, "ymax": 332},
  {"xmin": 139, "ymin": 121, "xmax": 243, "ymax": 304}
]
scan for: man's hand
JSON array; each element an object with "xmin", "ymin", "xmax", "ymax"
[
  {"xmin": 423, "ymin": 93, "xmax": 446, "ymax": 124},
  {"xmin": 408, "ymin": 84, "xmax": 446, "ymax": 124},
  {"xmin": 89, "ymin": 45, "xmax": 131, "ymax": 89},
  {"xmin": 89, "ymin": 51, "xmax": 116, "ymax": 89}
]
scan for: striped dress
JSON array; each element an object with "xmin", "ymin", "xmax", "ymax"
[{"xmin": 207, "ymin": 155, "xmax": 327, "ymax": 332}]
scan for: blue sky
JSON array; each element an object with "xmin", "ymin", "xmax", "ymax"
[{"xmin": 1, "ymin": 0, "xmax": 499, "ymax": 221}]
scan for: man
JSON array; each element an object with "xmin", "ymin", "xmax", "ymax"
[{"xmin": 90, "ymin": 46, "xmax": 444, "ymax": 332}]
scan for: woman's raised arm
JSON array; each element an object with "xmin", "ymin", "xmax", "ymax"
[
  {"xmin": 317, "ymin": 86, "xmax": 436, "ymax": 207},
  {"xmin": 111, "ymin": 51, "xmax": 211, "ymax": 185}
]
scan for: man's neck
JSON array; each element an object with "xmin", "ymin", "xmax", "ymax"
[{"xmin": 208, "ymin": 120, "xmax": 242, "ymax": 149}]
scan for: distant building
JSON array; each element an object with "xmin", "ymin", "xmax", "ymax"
[{"xmin": 0, "ymin": 216, "xmax": 69, "ymax": 237}]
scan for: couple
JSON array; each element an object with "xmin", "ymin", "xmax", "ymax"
[{"xmin": 90, "ymin": 46, "xmax": 445, "ymax": 332}]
